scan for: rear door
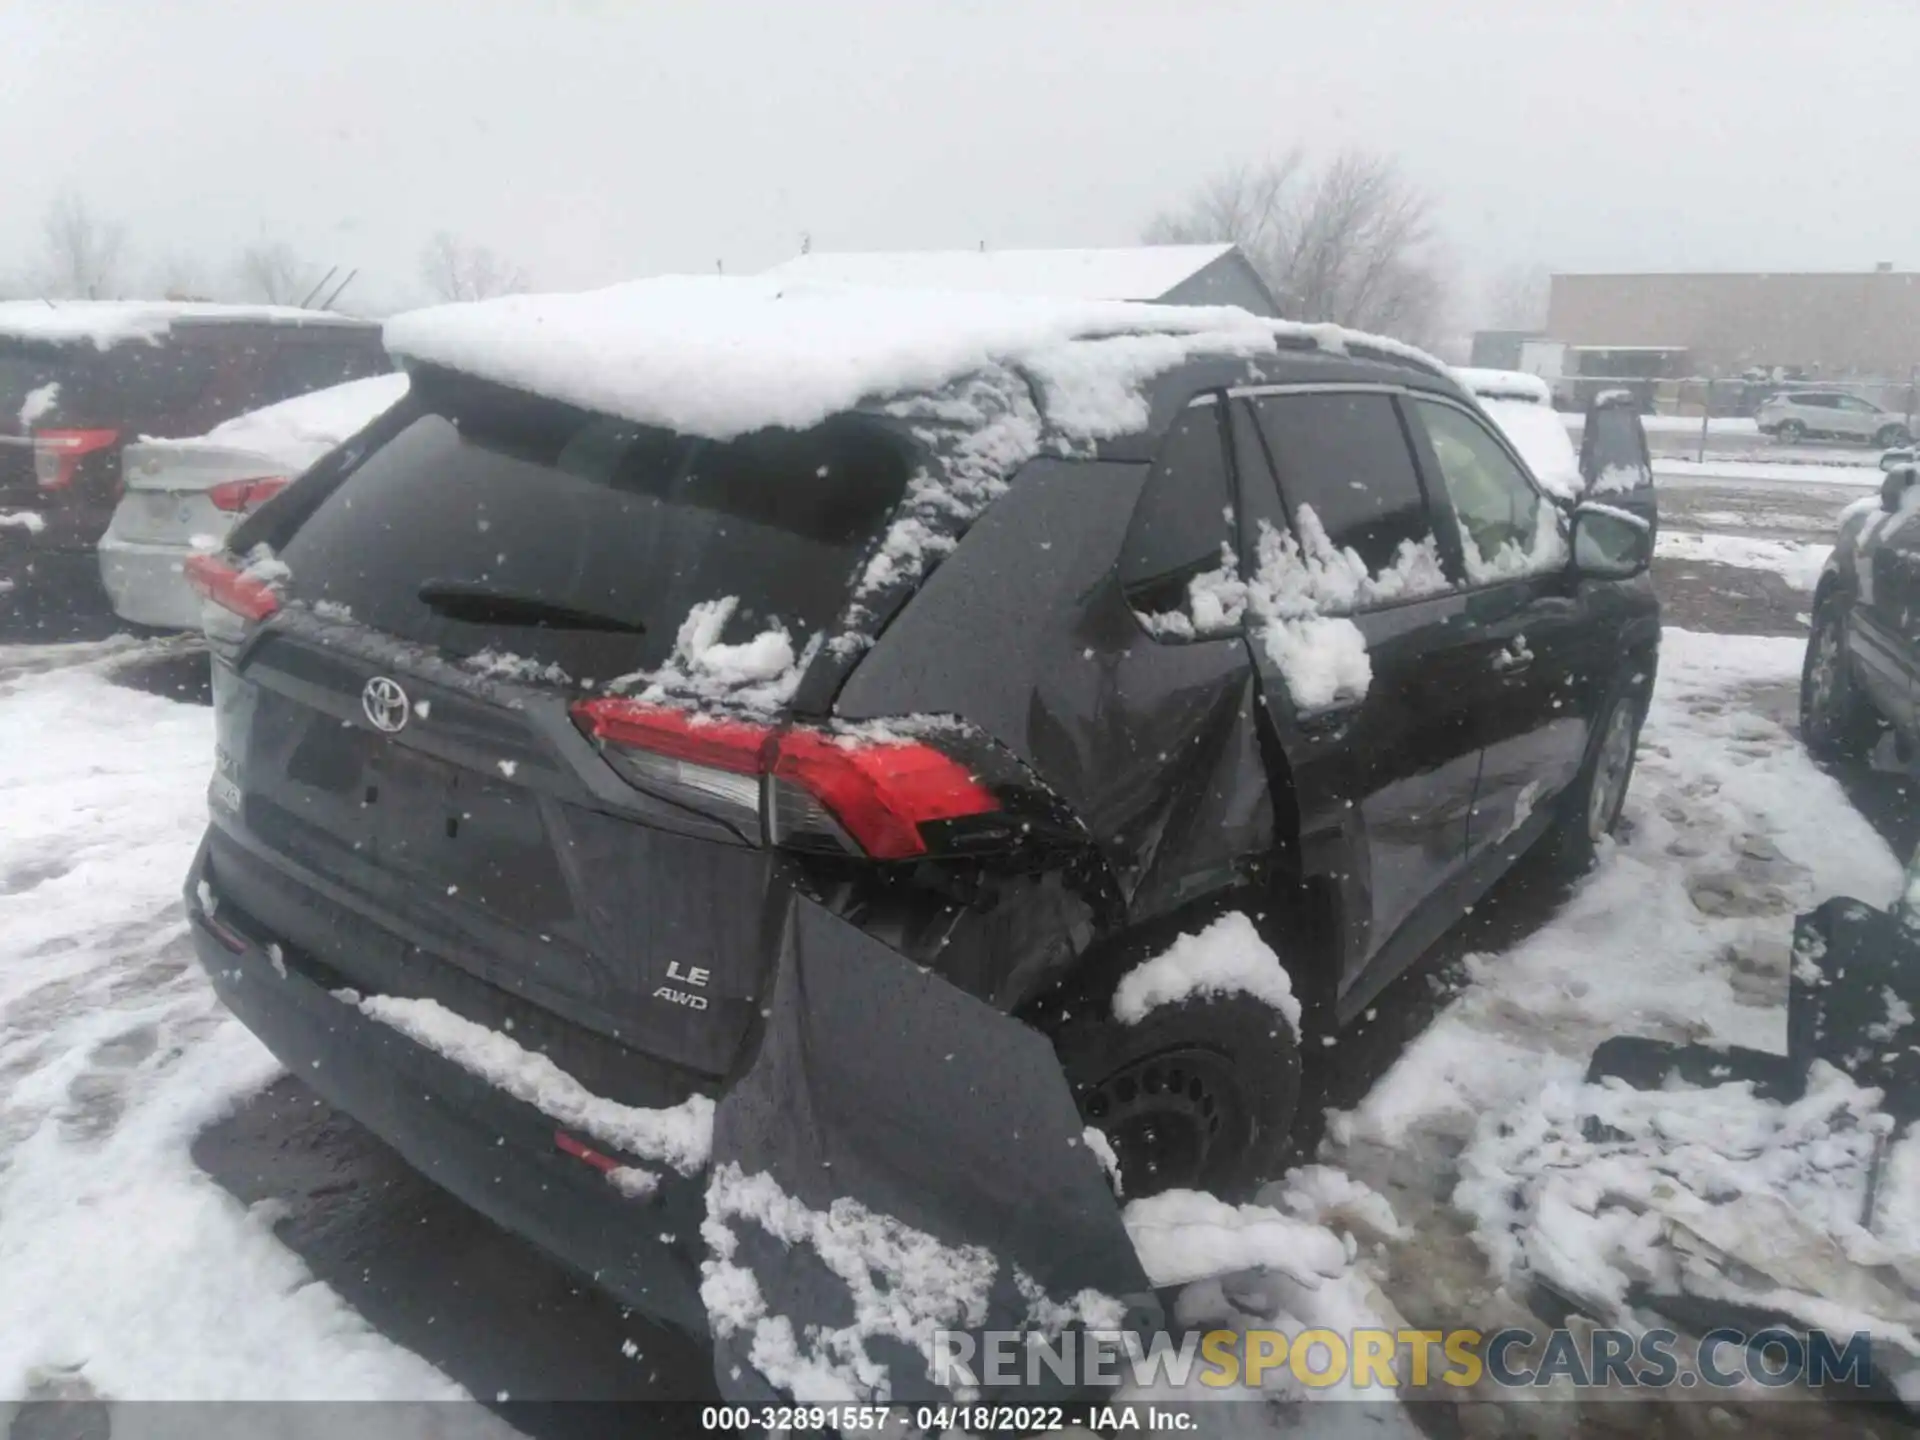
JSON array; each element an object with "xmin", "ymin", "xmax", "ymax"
[
  {"xmin": 1405, "ymin": 395, "xmax": 1597, "ymax": 856},
  {"xmin": 1228, "ymin": 387, "xmax": 1482, "ymax": 994}
]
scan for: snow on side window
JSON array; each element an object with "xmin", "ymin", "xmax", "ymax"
[
  {"xmin": 17, "ymin": 381, "xmax": 59, "ymax": 429},
  {"xmin": 1244, "ymin": 508, "xmax": 1447, "ymax": 708}
]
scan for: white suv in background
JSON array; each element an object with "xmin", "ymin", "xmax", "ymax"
[{"xmin": 1756, "ymin": 389, "xmax": 1912, "ymax": 447}]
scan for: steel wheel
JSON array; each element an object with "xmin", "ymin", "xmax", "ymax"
[{"xmin": 1080, "ymin": 1045, "xmax": 1243, "ymax": 1196}]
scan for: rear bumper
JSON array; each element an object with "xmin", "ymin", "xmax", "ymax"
[
  {"xmin": 99, "ymin": 535, "xmax": 202, "ymax": 630},
  {"xmin": 184, "ymin": 841, "xmax": 713, "ymax": 1336}
]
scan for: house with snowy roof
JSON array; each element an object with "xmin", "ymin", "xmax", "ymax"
[{"xmin": 761, "ymin": 244, "xmax": 1281, "ymax": 318}]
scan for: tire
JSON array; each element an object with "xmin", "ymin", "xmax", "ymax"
[
  {"xmin": 1776, "ymin": 419, "xmax": 1807, "ymax": 443},
  {"xmin": 1544, "ymin": 675, "xmax": 1649, "ymax": 876},
  {"xmin": 1875, "ymin": 424, "xmax": 1913, "ymax": 450},
  {"xmin": 1054, "ymin": 991, "xmax": 1301, "ymax": 1202},
  {"xmin": 1801, "ymin": 592, "xmax": 1883, "ymax": 760}
]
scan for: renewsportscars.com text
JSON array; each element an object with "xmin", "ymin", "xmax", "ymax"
[{"xmin": 932, "ymin": 1326, "xmax": 1876, "ymax": 1392}]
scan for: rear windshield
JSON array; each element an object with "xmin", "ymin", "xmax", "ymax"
[
  {"xmin": 0, "ymin": 345, "xmax": 71, "ymax": 434},
  {"xmin": 277, "ymin": 378, "xmax": 912, "ymax": 685}
]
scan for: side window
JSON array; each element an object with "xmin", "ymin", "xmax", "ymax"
[
  {"xmin": 1413, "ymin": 399, "xmax": 1558, "ymax": 582},
  {"xmin": 1839, "ymin": 396, "xmax": 1877, "ymax": 414},
  {"xmin": 1118, "ymin": 402, "xmax": 1238, "ymax": 637},
  {"xmin": 1246, "ymin": 392, "xmax": 1434, "ymax": 573}
]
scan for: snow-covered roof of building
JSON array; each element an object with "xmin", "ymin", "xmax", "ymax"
[
  {"xmin": 760, "ymin": 245, "xmax": 1243, "ymax": 303},
  {"xmin": 139, "ymin": 373, "xmax": 410, "ymax": 473},
  {"xmin": 383, "ymin": 275, "xmax": 1442, "ymax": 443},
  {"xmin": 0, "ymin": 300, "xmax": 375, "ymax": 351}
]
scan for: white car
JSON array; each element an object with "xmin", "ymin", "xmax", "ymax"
[
  {"xmin": 99, "ymin": 373, "xmax": 408, "ymax": 628},
  {"xmin": 1757, "ymin": 389, "xmax": 1912, "ymax": 447}
]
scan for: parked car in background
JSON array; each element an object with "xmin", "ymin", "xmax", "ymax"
[
  {"xmin": 181, "ymin": 280, "xmax": 1659, "ymax": 1400},
  {"xmin": 101, "ymin": 373, "xmax": 409, "ymax": 629},
  {"xmin": 0, "ymin": 302, "xmax": 389, "ymax": 637},
  {"xmin": 1802, "ymin": 452, "xmax": 1920, "ymax": 761},
  {"xmin": 1757, "ymin": 389, "xmax": 1913, "ymax": 447}
]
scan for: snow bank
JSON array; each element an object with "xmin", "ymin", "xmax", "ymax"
[
  {"xmin": 0, "ymin": 300, "xmax": 364, "ymax": 351},
  {"xmin": 1457, "ymin": 1062, "xmax": 1920, "ymax": 1358},
  {"xmin": 0, "ymin": 661, "xmax": 464, "ymax": 1400},
  {"xmin": 701, "ymin": 1163, "xmax": 1124, "ymax": 1402},
  {"xmin": 141, "ymin": 373, "xmax": 408, "ymax": 475},
  {"xmin": 1113, "ymin": 912, "xmax": 1302, "ymax": 1034},
  {"xmin": 1314, "ymin": 627, "xmax": 1906, "ymax": 1383},
  {"xmin": 1655, "ymin": 531, "xmax": 1832, "ymax": 590},
  {"xmin": 355, "ymin": 994, "xmax": 714, "ymax": 1174},
  {"xmin": 1123, "ymin": 1190, "xmax": 1348, "ymax": 1289},
  {"xmin": 383, "ymin": 275, "xmax": 1442, "ymax": 446}
]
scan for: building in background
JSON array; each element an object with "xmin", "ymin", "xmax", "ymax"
[
  {"xmin": 762, "ymin": 244, "xmax": 1281, "ymax": 317},
  {"xmin": 1469, "ymin": 328, "xmax": 1544, "ymax": 370},
  {"xmin": 1545, "ymin": 266, "xmax": 1920, "ymax": 379}
]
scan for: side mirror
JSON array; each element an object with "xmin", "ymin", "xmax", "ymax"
[
  {"xmin": 1882, "ymin": 466, "xmax": 1917, "ymax": 513},
  {"xmin": 1570, "ymin": 503, "xmax": 1652, "ymax": 579},
  {"xmin": 1882, "ymin": 449, "xmax": 1917, "ymax": 474}
]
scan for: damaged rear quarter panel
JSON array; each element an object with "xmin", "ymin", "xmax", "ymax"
[
  {"xmin": 706, "ymin": 893, "xmax": 1160, "ymax": 1403},
  {"xmin": 832, "ymin": 456, "xmax": 1274, "ymax": 993}
]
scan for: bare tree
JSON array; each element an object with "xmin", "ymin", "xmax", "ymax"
[
  {"xmin": 1146, "ymin": 150, "xmax": 1448, "ymax": 346},
  {"xmin": 419, "ymin": 232, "xmax": 529, "ymax": 303},
  {"xmin": 1482, "ymin": 263, "xmax": 1551, "ymax": 330},
  {"xmin": 235, "ymin": 240, "xmax": 324, "ymax": 305},
  {"xmin": 37, "ymin": 194, "xmax": 128, "ymax": 299}
]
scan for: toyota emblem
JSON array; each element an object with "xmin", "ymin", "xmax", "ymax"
[{"xmin": 361, "ymin": 676, "xmax": 411, "ymax": 734}]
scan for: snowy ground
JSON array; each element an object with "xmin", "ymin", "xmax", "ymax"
[{"xmin": 0, "ymin": 469, "xmax": 1912, "ymax": 1429}]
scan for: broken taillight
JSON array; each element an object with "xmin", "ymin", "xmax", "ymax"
[
  {"xmin": 207, "ymin": 476, "xmax": 291, "ymax": 513},
  {"xmin": 183, "ymin": 553, "xmax": 280, "ymax": 623},
  {"xmin": 32, "ymin": 428, "xmax": 118, "ymax": 490},
  {"xmin": 569, "ymin": 698, "xmax": 998, "ymax": 859}
]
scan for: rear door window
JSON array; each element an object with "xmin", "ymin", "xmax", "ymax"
[
  {"xmin": 1244, "ymin": 391, "xmax": 1442, "ymax": 583},
  {"xmin": 276, "ymin": 377, "xmax": 911, "ymax": 688}
]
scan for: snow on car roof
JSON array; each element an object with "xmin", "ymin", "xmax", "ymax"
[
  {"xmin": 760, "ymin": 244, "xmax": 1241, "ymax": 301},
  {"xmin": 0, "ymin": 300, "xmax": 374, "ymax": 351},
  {"xmin": 383, "ymin": 275, "xmax": 1443, "ymax": 442},
  {"xmin": 138, "ymin": 372, "xmax": 410, "ymax": 474},
  {"xmin": 1453, "ymin": 366, "xmax": 1552, "ymax": 405}
]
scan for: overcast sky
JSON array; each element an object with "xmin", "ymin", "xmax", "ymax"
[{"xmin": 4, "ymin": 0, "xmax": 1917, "ymax": 320}]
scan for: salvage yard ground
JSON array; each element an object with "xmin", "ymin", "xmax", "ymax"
[{"xmin": 0, "ymin": 466, "xmax": 1914, "ymax": 1436}]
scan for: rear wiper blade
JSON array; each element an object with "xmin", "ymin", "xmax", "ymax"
[{"xmin": 417, "ymin": 580, "xmax": 647, "ymax": 634}]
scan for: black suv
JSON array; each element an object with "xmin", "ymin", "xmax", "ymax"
[
  {"xmin": 1802, "ymin": 455, "xmax": 1920, "ymax": 760},
  {"xmin": 0, "ymin": 303, "xmax": 389, "ymax": 637},
  {"xmin": 183, "ymin": 332, "xmax": 1658, "ymax": 1394}
]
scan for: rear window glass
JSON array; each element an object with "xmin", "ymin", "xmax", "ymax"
[
  {"xmin": 0, "ymin": 348, "xmax": 66, "ymax": 431},
  {"xmin": 277, "ymin": 383, "xmax": 911, "ymax": 685}
]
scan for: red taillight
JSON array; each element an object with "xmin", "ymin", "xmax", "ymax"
[
  {"xmin": 207, "ymin": 476, "xmax": 290, "ymax": 513},
  {"xmin": 770, "ymin": 729, "xmax": 997, "ymax": 860},
  {"xmin": 569, "ymin": 698, "xmax": 999, "ymax": 860},
  {"xmin": 183, "ymin": 553, "xmax": 280, "ymax": 623},
  {"xmin": 32, "ymin": 428, "xmax": 118, "ymax": 490}
]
